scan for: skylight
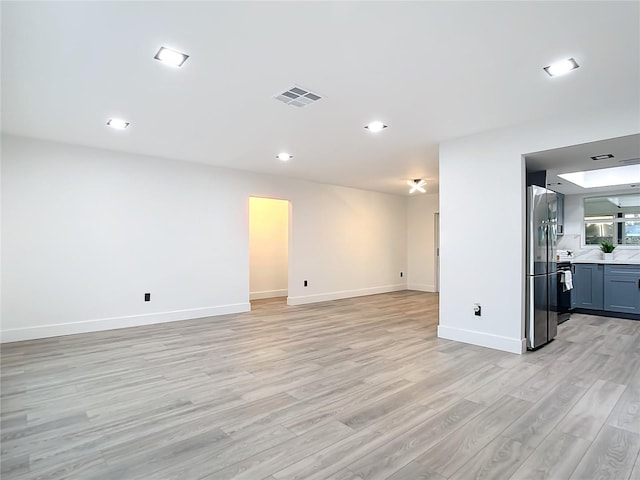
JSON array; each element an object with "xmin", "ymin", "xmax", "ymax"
[
  {"xmin": 557, "ymin": 164, "xmax": 640, "ymax": 188},
  {"xmin": 607, "ymin": 195, "xmax": 640, "ymax": 208}
]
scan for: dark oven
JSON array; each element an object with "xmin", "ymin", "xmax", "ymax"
[{"xmin": 557, "ymin": 261, "xmax": 573, "ymax": 325}]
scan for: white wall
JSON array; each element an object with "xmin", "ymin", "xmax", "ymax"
[
  {"xmin": 249, "ymin": 197, "xmax": 289, "ymax": 300},
  {"xmin": 438, "ymin": 107, "xmax": 639, "ymax": 354},
  {"xmin": 1, "ymin": 135, "xmax": 408, "ymax": 342},
  {"xmin": 407, "ymin": 193, "xmax": 439, "ymax": 292}
]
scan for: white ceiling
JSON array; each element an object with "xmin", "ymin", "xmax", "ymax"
[{"xmin": 2, "ymin": 1, "xmax": 639, "ymax": 195}]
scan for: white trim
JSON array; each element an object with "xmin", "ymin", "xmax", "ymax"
[
  {"xmin": 437, "ymin": 325, "xmax": 525, "ymax": 354},
  {"xmin": 435, "ymin": 212, "xmax": 440, "ymax": 293},
  {"xmin": 407, "ymin": 283, "xmax": 437, "ymax": 292},
  {"xmin": 287, "ymin": 284, "xmax": 406, "ymax": 306},
  {"xmin": 250, "ymin": 289, "xmax": 288, "ymax": 300},
  {"xmin": 0, "ymin": 303, "xmax": 251, "ymax": 343}
]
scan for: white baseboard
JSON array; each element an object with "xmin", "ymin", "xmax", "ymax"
[
  {"xmin": 407, "ymin": 283, "xmax": 437, "ymax": 292},
  {"xmin": 0, "ymin": 303, "xmax": 251, "ymax": 343},
  {"xmin": 250, "ymin": 289, "xmax": 288, "ymax": 300},
  {"xmin": 437, "ymin": 325, "xmax": 525, "ymax": 354},
  {"xmin": 287, "ymin": 284, "xmax": 406, "ymax": 306}
]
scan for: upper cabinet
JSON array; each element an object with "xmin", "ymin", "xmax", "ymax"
[
  {"xmin": 556, "ymin": 192, "xmax": 565, "ymax": 235},
  {"xmin": 526, "ymin": 170, "xmax": 546, "ymax": 189},
  {"xmin": 526, "ymin": 170, "xmax": 564, "ymax": 235}
]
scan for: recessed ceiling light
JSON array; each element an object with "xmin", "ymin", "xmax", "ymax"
[
  {"xmin": 407, "ymin": 179, "xmax": 426, "ymax": 194},
  {"xmin": 558, "ymin": 164, "xmax": 640, "ymax": 188},
  {"xmin": 276, "ymin": 152, "xmax": 292, "ymax": 161},
  {"xmin": 364, "ymin": 121, "xmax": 387, "ymax": 133},
  {"xmin": 543, "ymin": 58, "xmax": 579, "ymax": 77},
  {"xmin": 106, "ymin": 118, "xmax": 130, "ymax": 130},
  {"xmin": 154, "ymin": 46, "xmax": 189, "ymax": 67},
  {"xmin": 591, "ymin": 154, "xmax": 614, "ymax": 161}
]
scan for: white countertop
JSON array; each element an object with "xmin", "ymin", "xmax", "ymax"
[
  {"xmin": 557, "ymin": 245, "xmax": 640, "ymax": 265},
  {"xmin": 568, "ymin": 258, "xmax": 640, "ymax": 265}
]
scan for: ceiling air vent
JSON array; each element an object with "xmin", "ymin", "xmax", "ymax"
[{"xmin": 274, "ymin": 86, "xmax": 322, "ymax": 107}]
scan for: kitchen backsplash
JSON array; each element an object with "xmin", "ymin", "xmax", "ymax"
[{"xmin": 557, "ymin": 234, "xmax": 640, "ymax": 261}]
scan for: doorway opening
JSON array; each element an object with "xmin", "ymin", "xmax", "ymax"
[{"xmin": 249, "ymin": 196, "xmax": 290, "ymax": 305}]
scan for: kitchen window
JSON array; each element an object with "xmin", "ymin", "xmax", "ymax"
[{"xmin": 584, "ymin": 195, "xmax": 640, "ymax": 245}]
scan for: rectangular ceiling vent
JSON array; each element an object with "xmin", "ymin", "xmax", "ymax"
[{"xmin": 274, "ymin": 86, "xmax": 322, "ymax": 107}]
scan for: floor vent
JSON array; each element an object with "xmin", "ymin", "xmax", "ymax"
[{"xmin": 274, "ymin": 86, "xmax": 322, "ymax": 107}]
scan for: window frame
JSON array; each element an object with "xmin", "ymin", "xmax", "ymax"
[{"xmin": 583, "ymin": 195, "xmax": 640, "ymax": 247}]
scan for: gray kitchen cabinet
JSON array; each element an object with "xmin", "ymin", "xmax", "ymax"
[
  {"xmin": 556, "ymin": 192, "xmax": 565, "ymax": 235},
  {"xmin": 573, "ymin": 263, "xmax": 604, "ymax": 310},
  {"xmin": 604, "ymin": 264, "xmax": 640, "ymax": 314}
]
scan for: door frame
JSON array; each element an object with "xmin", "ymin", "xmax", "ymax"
[
  {"xmin": 248, "ymin": 195, "xmax": 292, "ymax": 305},
  {"xmin": 435, "ymin": 212, "xmax": 440, "ymax": 293}
]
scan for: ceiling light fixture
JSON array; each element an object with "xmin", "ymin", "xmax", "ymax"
[
  {"xmin": 106, "ymin": 118, "xmax": 130, "ymax": 130},
  {"xmin": 154, "ymin": 46, "xmax": 189, "ymax": 67},
  {"xmin": 591, "ymin": 154, "xmax": 615, "ymax": 161},
  {"xmin": 543, "ymin": 58, "xmax": 579, "ymax": 77},
  {"xmin": 364, "ymin": 121, "xmax": 387, "ymax": 133},
  {"xmin": 276, "ymin": 152, "xmax": 292, "ymax": 162},
  {"xmin": 408, "ymin": 179, "xmax": 426, "ymax": 194}
]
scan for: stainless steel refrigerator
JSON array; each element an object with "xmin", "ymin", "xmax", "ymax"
[{"xmin": 526, "ymin": 185, "xmax": 559, "ymax": 350}]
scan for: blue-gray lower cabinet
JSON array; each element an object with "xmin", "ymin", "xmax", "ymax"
[
  {"xmin": 604, "ymin": 264, "xmax": 640, "ymax": 314},
  {"xmin": 573, "ymin": 263, "xmax": 604, "ymax": 310}
]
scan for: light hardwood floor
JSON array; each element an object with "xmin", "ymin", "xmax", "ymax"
[{"xmin": 1, "ymin": 291, "xmax": 639, "ymax": 480}]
